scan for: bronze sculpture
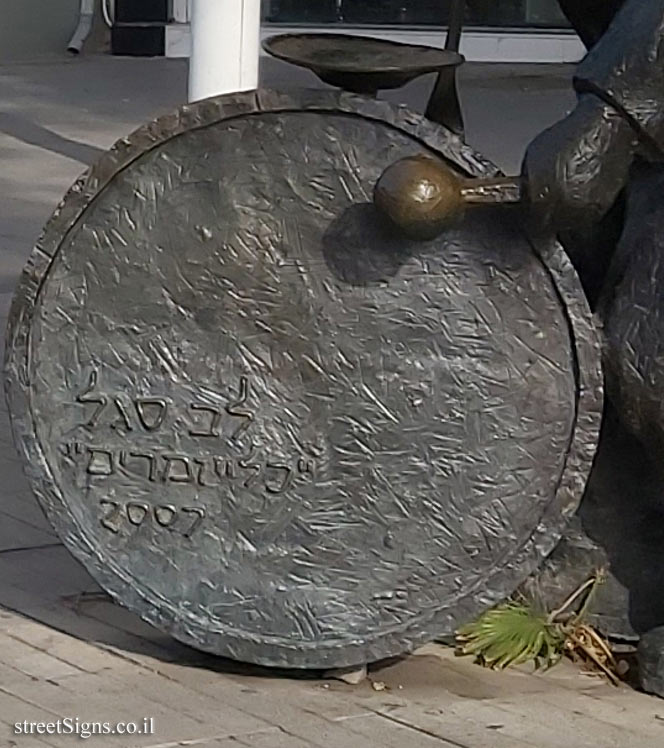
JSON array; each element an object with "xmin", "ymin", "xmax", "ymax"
[
  {"xmin": 5, "ymin": 0, "xmax": 664, "ymax": 681},
  {"xmin": 528, "ymin": 0, "xmax": 664, "ymax": 696},
  {"xmin": 525, "ymin": 0, "xmax": 664, "ymax": 457},
  {"xmin": 374, "ymin": 0, "xmax": 664, "ymax": 694},
  {"xmin": 3, "ymin": 90, "xmax": 601, "ymax": 667}
]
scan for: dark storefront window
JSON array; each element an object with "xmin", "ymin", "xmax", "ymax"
[{"xmin": 265, "ymin": 0, "xmax": 570, "ymax": 28}]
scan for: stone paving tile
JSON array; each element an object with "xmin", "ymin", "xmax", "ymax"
[
  {"xmin": 0, "ymin": 490, "xmax": 56, "ymax": 534},
  {"xmin": 365, "ymin": 703, "xmax": 538, "ymax": 748},
  {"xmin": 0, "ymin": 457, "xmax": 37, "ymax": 497},
  {"xmin": 1, "ymin": 527, "xmax": 663, "ymax": 748},
  {"xmin": 2, "ymin": 596, "xmax": 662, "ymax": 748},
  {"xmin": 0, "ymin": 620, "xmax": 129, "ymax": 676},
  {"xmin": 0, "ymin": 585, "xmax": 203, "ymax": 670},
  {"xmin": 234, "ymin": 731, "xmax": 317, "ymax": 748},
  {"xmin": 1, "ymin": 660, "xmax": 277, "ymax": 748},
  {"xmin": 0, "ymin": 513, "xmax": 58, "ymax": 552},
  {"xmin": 1, "ymin": 725, "xmax": 55, "ymax": 748}
]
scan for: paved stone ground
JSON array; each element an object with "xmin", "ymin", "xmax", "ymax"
[{"xmin": 0, "ymin": 54, "xmax": 662, "ymax": 747}]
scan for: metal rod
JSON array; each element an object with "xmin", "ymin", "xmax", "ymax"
[
  {"xmin": 459, "ymin": 176, "xmax": 523, "ymax": 206},
  {"xmin": 445, "ymin": 0, "xmax": 465, "ymax": 52},
  {"xmin": 424, "ymin": 0, "xmax": 466, "ymax": 134}
]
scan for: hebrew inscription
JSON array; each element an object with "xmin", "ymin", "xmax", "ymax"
[
  {"xmin": 74, "ymin": 371, "xmax": 254, "ymax": 436},
  {"xmin": 62, "ymin": 369, "xmax": 317, "ymax": 537},
  {"xmin": 60, "ymin": 442, "xmax": 316, "ymax": 493}
]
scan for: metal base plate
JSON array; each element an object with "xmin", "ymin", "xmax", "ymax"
[{"xmin": 263, "ymin": 34, "xmax": 463, "ymax": 93}]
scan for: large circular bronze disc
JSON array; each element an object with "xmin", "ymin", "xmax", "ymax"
[{"xmin": 5, "ymin": 90, "xmax": 602, "ymax": 668}]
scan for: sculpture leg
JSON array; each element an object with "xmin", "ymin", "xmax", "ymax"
[
  {"xmin": 526, "ymin": 163, "xmax": 664, "ymax": 655},
  {"xmin": 600, "ymin": 163, "xmax": 664, "ymax": 464},
  {"xmin": 598, "ymin": 163, "xmax": 664, "ymax": 691},
  {"xmin": 558, "ymin": 195, "xmax": 625, "ymax": 308},
  {"xmin": 639, "ymin": 627, "xmax": 664, "ymax": 696},
  {"xmin": 523, "ymin": 401, "xmax": 664, "ymax": 640}
]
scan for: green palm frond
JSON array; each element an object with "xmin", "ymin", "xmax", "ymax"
[
  {"xmin": 455, "ymin": 573, "xmax": 621, "ymax": 682},
  {"xmin": 456, "ymin": 601, "xmax": 565, "ymax": 670}
]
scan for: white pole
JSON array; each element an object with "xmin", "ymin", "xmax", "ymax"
[{"xmin": 188, "ymin": 0, "xmax": 261, "ymax": 103}]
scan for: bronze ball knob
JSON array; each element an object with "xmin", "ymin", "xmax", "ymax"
[
  {"xmin": 373, "ymin": 154, "xmax": 523, "ymax": 242},
  {"xmin": 373, "ymin": 155, "xmax": 463, "ymax": 241}
]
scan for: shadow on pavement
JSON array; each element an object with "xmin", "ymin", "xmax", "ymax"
[{"xmin": 0, "ymin": 111, "xmax": 104, "ymax": 165}]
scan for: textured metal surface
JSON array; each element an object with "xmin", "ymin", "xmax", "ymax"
[
  {"xmin": 263, "ymin": 34, "xmax": 462, "ymax": 95},
  {"xmin": 523, "ymin": 96, "xmax": 638, "ymax": 234},
  {"xmin": 5, "ymin": 90, "xmax": 602, "ymax": 668},
  {"xmin": 523, "ymin": 0, "xmax": 664, "ymax": 643},
  {"xmin": 526, "ymin": 403, "xmax": 664, "ymax": 641},
  {"xmin": 599, "ymin": 162, "xmax": 664, "ymax": 475},
  {"xmin": 639, "ymin": 626, "xmax": 664, "ymax": 697},
  {"xmin": 575, "ymin": 0, "xmax": 664, "ymax": 151}
]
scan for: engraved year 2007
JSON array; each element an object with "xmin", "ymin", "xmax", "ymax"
[{"xmin": 99, "ymin": 500, "xmax": 205, "ymax": 537}]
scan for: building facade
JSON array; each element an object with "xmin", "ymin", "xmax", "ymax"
[
  {"xmin": 0, "ymin": 0, "xmax": 81, "ymax": 60},
  {"xmin": 165, "ymin": 0, "xmax": 583, "ymax": 62},
  {"xmin": 264, "ymin": 0, "xmax": 569, "ymax": 29},
  {"xmin": 0, "ymin": 0, "xmax": 583, "ymax": 63}
]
